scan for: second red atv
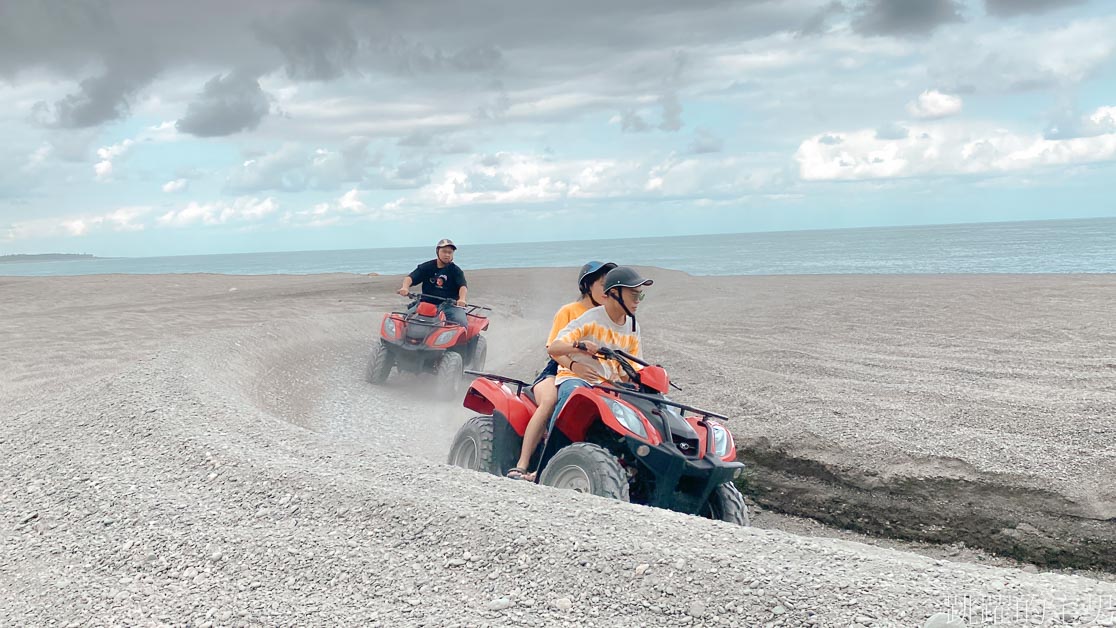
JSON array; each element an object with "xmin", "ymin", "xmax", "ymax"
[
  {"xmin": 447, "ymin": 348, "xmax": 748, "ymax": 525},
  {"xmin": 366, "ymin": 293, "xmax": 490, "ymax": 398}
]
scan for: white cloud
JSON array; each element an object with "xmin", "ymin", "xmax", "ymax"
[
  {"xmin": 162, "ymin": 178, "xmax": 189, "ymax": 193},
  {"xmin": 93, "ymin": 139, "xmax": 135, "ymax": 181},
  {"xmin": 425, "ymin": 154, "xmax": 587, "ymax": 206},
  {"xmin": 281, "ymin": 189, "xmax": 401, "ymax": 228},
  {"xmin": 157, "ymin": 197, "xmax": 278, "ymax": 227},
  {"xmin": 8, "ymin": 206, "xmax": 151, "ymax": 240},
  {"xmin": 906, "ymin": 90, "xmax": 962, "ymax": 120},
  {"xmin": 21, "ymin": 144, "xmax": 53, "ymax": 173},
  {"xmin": 399, "ymin": 151, "xmax": 785, "ymax": 210},
  {"xmin": 796, "ymin": 119, "xmax": 1116, "ymax": 181},
  {"xmin": 927, "ymin": 17, "xmax": 1116, "ymax": 91},
  {"xmin": 223, "ymin": 142, "xmax": 373, "ymax": 192},
  {"xmin": 1089, "ymin": 106, "xmax": 1116, "ymax": 132},
  {"xmin": 140, "ymin": 121, "xmax": 181, "ymax": 142}
]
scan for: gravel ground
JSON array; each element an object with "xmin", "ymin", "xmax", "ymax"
[{"xmin": 2, "ymin": 271, "xmax": 1115, "ymax": 627}]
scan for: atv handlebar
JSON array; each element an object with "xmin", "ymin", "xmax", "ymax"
[
  {"xmin": 595, "ymin": 347, "xmax": 642, "ymax": 383},
  {"xmin": 404, "ymin": 292, "xmax": 492, "ymax": 315},
  {"xmin": 593, "ymin": 383, "xmax": 728, "ymax": 420},
  {"xmin": 594, "ymin": 347, "xmax": 682, "ymax": 392}
]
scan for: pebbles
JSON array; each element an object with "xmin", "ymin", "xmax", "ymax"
[{"xmin": 2, "ymin": 272, "xmax": 1114, "ymax": 626}]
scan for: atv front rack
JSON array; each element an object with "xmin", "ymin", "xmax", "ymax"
[
  {"xmin": 402, "ymin": 293, "xmax": 492, "ymax": 318},
  {"xmin": 593, "ymin": 384, "xmax": 728, "ymax": 420}
]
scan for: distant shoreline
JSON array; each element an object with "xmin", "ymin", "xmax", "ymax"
[{"xmin": 0, "ymin": 254, "xmax": 96, "ymax": 263}]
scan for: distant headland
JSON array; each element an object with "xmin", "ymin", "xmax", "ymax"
[{"xmin": 0, "ymin": 253, "xmax": 97, "ymax": 263}]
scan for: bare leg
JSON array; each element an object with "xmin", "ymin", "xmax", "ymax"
[{"xmin": 514, "ymin": 377, "xmax": 557, "ymax": 478}]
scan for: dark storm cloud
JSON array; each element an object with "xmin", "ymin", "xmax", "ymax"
[
  {"xmin": 2, "ymin": 0, "xmax": 801, "ymax": 78},
  {"xmin": 798, "ymin": 1, "xmax": 846, "ymax": 36},
  {"xmin": 852, "ymin": 0, "xmax": 964, "ymax": 36},
  {"xmin": 0, "ymin": 1, "xmax": 118, "ymax": 77},
  {"xmin": 255, "ymin": 7, "xmax": 358, "ymax": 81},
  {"xmin": 176, "ymin": 72, "xmax": 270, "ymax": 137},
  {"xmin": 2, "ymin": 2, "xmax": 160, "ymax": 128},
  {"xmin": 36, "ymin": 55, "xmax": 160, "ymax": 128},
  {"xmin": 3, "ymin": 0, "xmax": 813, "ymax": 133},
  {"xmin": 984, "ymin": 0, "xmax": 1086, "ymax": 17}
]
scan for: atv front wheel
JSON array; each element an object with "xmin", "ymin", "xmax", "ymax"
[
  {"xmin": 701, "ymin": 482, "xmax": 750, "ymax": 526},
  {"xmin": 538, "ymin": 443, "xmax": 630, "ymax": 502},
  {"xmin": 366, "ymin": 342, "xmax": 393, "ymax": 384},
  {"xmin": 446, "ymin": 415, "xmax": 498, "ymax": 474},
  {"xmin": 470, "ymin": 335, "xmax": 488, "ymax": 371},
  {"xmin": 435, "ymin": 351, "xmax": 464, "ymax": 399}
]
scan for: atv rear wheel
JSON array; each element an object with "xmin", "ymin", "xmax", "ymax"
[
  {"xmin": 366, "ymin": 342, "xmax": 393, "ymax": 384},
  {"xmin": 447, "ymin": 415, "xmax": 499, "ymax": 474},
  {"xmin": 702, "ymin": 482, "xmax": 750, "ymax": 526},
  {"xmin": 470, "ymin": 335, "xmax": 487, "ymax": 371},
  {"xmin": 435, "ymin": 351, "xmax": 464, "ymax": 399},
  {"xmin": 539, "ymin": 443, "xmax": 629, "ymax": 502}
]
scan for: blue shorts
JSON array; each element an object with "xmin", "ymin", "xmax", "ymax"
[
  {"xmin": 532, "ymin": 359, "xmax": 559, "ymax": 387},
  {"xmin": 548, "ymin": 378, "xmax": 591, "ymax": 431}
]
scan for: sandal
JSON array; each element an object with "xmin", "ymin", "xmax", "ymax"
[{"xmin": 506, "ymin": 467, "xmax": 535, "ymax": 481}]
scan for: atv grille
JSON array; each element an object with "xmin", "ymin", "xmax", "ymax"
[{"xmin": 672, "ymin": 435, "xmax": 701, "ymax": 458}]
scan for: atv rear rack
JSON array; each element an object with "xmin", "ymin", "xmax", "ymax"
[{"xmin": 464, "ymin": 370, "xmax": 531, "ymax": 395}]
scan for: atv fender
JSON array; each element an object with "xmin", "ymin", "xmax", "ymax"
[
  {"xmin": 426, "ymin": 325, "xmax": 465, "ymax": 349},
  {"xmin": 687, "ymin": 417, "xmax": 737, "ymax": 462},
  {"xmin": 465, "ymin": 314, "xmax": 489, "ymax": 338},
  {"xmin": 380, "ymin": 312, "xmax": 405, "ymax": 342},
  {"xmin": 553, "ymin": 387, "xmax": 660, "ymax": 446},
  {"xmin": 463, "ymin": 378, "xmax": 533, "ymax": 436}
]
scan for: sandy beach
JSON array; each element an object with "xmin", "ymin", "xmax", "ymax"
[{"xmin": 2, "ymin": 269, "xmax": 1115, "ymax": 626}]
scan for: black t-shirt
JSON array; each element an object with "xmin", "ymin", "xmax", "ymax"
[{"xmin": 408, "ymin": 260, "xmax": 467, "ymax": 302}]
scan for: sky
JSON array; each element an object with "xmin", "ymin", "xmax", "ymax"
[{"xmin": 1, "ymin": 0, "xmax": 1114, "ymax": 257}]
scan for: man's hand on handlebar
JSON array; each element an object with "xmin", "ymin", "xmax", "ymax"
[{"xmin": 397, "ymin": 287, "xmax": 410, "ymax": 297}]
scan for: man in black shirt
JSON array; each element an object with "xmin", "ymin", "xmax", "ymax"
[{"xmin": 397, "ymin": 238, "xmax": 469, "ymax": 326}]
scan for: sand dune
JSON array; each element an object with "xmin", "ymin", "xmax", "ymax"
[{"xmin": 2, "ymin": 270, "xmax": 1114, "ymax": 626}]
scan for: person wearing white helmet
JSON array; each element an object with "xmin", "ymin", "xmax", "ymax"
[
  {"xmin": 506, "ymin": 261, "xmax": 617, "ymax": 481},
  {"xmin": 397, "ymin": 238, "xmax": 468, "ymax": 326}
]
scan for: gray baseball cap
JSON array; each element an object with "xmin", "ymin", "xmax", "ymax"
[{"xmin": 436, "ymin": 238, "xmax": 457, "ymax": 250}]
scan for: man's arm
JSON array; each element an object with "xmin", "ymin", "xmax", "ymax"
[
  {"xmin": 455, "ymin": 266, "xmax": 468, "ymax": 305},
  {"xmin": 397, "ymin": 276, "xmax": 414, "ymax": 296},
  {"xmin": 549, "ymin": 335, "xmax": 603, "ymax": 380},
  {"xmin": 399, "ymin": 263, "xmax": 429, "ymax": 296}
]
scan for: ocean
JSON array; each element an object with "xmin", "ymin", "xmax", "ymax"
[{"xmin": 2, "ymin": 217, "xmax": 1113, "ymax": 277}]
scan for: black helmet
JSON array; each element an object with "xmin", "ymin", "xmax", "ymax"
[
  {"xmin": 577, "ymin": 261, "xmax": 617, "ymax": 295},
  {"xmin": 603, "ymin": 266, "xmax": 653, "ymax": 293},
  {"xmin": 603, "ymin": 266, "xmax": 651, "ymax": 331}
]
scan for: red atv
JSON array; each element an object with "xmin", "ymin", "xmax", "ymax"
[
  {"xmin": 367, "ymin": 293, "xmax": 491, "ymax": 398},
  {"xmin": 447, "ymin": 348, "xmax": 748, "ymax": 525}
]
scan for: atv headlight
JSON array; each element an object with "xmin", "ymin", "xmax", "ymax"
[
  {"xmin": 710, "ymin": 424, "xmax": 730, "ymax": 457},
  {"xmin": 434, "ymin": 330, "xmax": 456, "ymax": 345},
  {"xmin": 383, "ymin": 318, "xmax": 397, "ymax": 337},
  {"xmin": 605, "ymin": 399, "xmax": 647, "ymax": 439}
]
